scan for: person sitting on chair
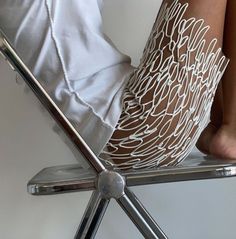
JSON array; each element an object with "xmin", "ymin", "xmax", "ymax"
[{"xmin": 0, "ymin": 0, "xmax": 235, "ymax": 170}]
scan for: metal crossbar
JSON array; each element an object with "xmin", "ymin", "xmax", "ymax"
[{"xmin": 1, "ymin": 30, "xmax": 236, "ymax": 239}]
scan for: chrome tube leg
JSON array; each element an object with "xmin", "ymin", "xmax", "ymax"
[
  {"xmin": 0, "ymin": 31, "xmax": 106, "ymax": 174},
  {"xmin": 75, "ymin": 190, "xmax": 110, "ymax": 239},
  {"xmin": 117, "ymin": 188, "xmax": 168, "ymax": 239}
]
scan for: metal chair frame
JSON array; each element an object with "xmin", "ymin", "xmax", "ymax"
[{"xmin": 1, "ymin": 31, "xmax": 236, "ymax": 239}]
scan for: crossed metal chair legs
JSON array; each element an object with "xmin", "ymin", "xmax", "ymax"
[{"xmin": 1, "ymin": 31, "xmax": 236, "ymax": 239}]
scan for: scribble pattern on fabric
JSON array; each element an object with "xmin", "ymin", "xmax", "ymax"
[{"xmin": 100, "ymin": 0, "xmax": 229, "ymax": 170}]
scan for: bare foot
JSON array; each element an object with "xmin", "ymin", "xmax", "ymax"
[
  {"xmin": 209, "ymin": 125, "xmax": 236, "ymax": 159},
  {"xmin": 196, "ymin": 123, "xmax": 218, "ymax": 154}
]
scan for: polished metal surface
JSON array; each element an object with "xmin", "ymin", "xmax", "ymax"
[
  {"xmin": 27, "ymin": 165, "xmax": 96, "ymax": 195},
  {"xmin": 75, "ymin": 191, "xmax": 110, "ymax": 239},
  {"xmin": 0, "ymin": 31, "xmax": 5, "ymax": 49},
  {"xmin": 0, "ymin": 30, "xmax": 106, "ymax": 174},
  {"xmin": 124, "ymin": 155, "xmax": 236, "ymax": 186},
  {"xmin": 28, "ymin": 155, "xmax": 236, "ymax": 195},
  {"xmin": 118, "ymin": 188, "xmax": 167, "ymax": 239},
  {"xmin": 98, "ymin": 171, "xmax": 125, "ymax": 199},
  {"xmin": 2, "ymin": 28, "xmax": 236, "ymax": 239},
  {"xmin": 122, "ymin": 188, "xmax": 168, "ymax": 239}
]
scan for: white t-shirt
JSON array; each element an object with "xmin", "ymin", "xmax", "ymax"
[{"xmin": 0, "ymin": 0, "xmax": 134, "ymax": 155}]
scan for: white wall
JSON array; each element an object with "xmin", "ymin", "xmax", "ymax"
[{"xmin": 1, "ymin": 1, "xmax": 236, "ymax": 238}]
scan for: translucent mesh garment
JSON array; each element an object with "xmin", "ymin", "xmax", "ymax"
[{"xmin": 100, "ymin": 0, "xmax": 230, "ymax": 170}]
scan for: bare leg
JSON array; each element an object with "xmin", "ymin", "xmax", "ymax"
[
  {"xmin": 209, "ymin": 0, "xmax": 236, "ymax": 159},
  {"xmin": 165, "ymin": 0, "xmax": 227, "ymax": 156},
  {"xmin": 196, "ymin": 1, "xmax": 229, "ymax": 154},
  {"xmin": 100, "ymin": 0, "xmax": 229, "ymax": 170},
  {"xmin": 196, "ymin": 82, "xmax": 223, "ymax": 154}
]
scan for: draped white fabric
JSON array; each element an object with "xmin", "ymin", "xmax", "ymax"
[{"xmin": 0, "ymin": 0, "xmax": 134, "ymax": 155}]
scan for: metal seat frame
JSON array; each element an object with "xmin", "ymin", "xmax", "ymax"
[{"xmin": 1, "ymin": 31, "xmax": 236, "ymax": 239}]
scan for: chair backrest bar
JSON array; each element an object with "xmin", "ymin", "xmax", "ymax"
[{"xmin": 0, "ymin": 30, "xmax": 106, "ymax": 174}]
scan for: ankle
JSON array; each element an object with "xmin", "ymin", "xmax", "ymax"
[
  {"xmin": 196, "ymin": 122, "xmax": 219, "ymax": 155},
  {"xmin": 219, "ymin": 124, "xmax": 236, "ymax": 138},
  {"xmin": 209, "ymin": 126, "xmax": 236, "ymax": 159},
  {"xmin": 208, "ymin": 122, "xmax": 219, "ymax": 131}
]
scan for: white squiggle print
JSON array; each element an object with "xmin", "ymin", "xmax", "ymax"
[{"xmin": 100, "ymin": 0, "xmax": 230, "ymax": 170}]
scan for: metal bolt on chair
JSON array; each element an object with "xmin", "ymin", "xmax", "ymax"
[{"xmin": 1, "ymin": 30, "xmax": 236, "ymax": 239}]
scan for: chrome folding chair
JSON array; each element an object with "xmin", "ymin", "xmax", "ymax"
[{"xmin": 1, "ymin": 30, "xmax": 236, "ymax": 239}]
